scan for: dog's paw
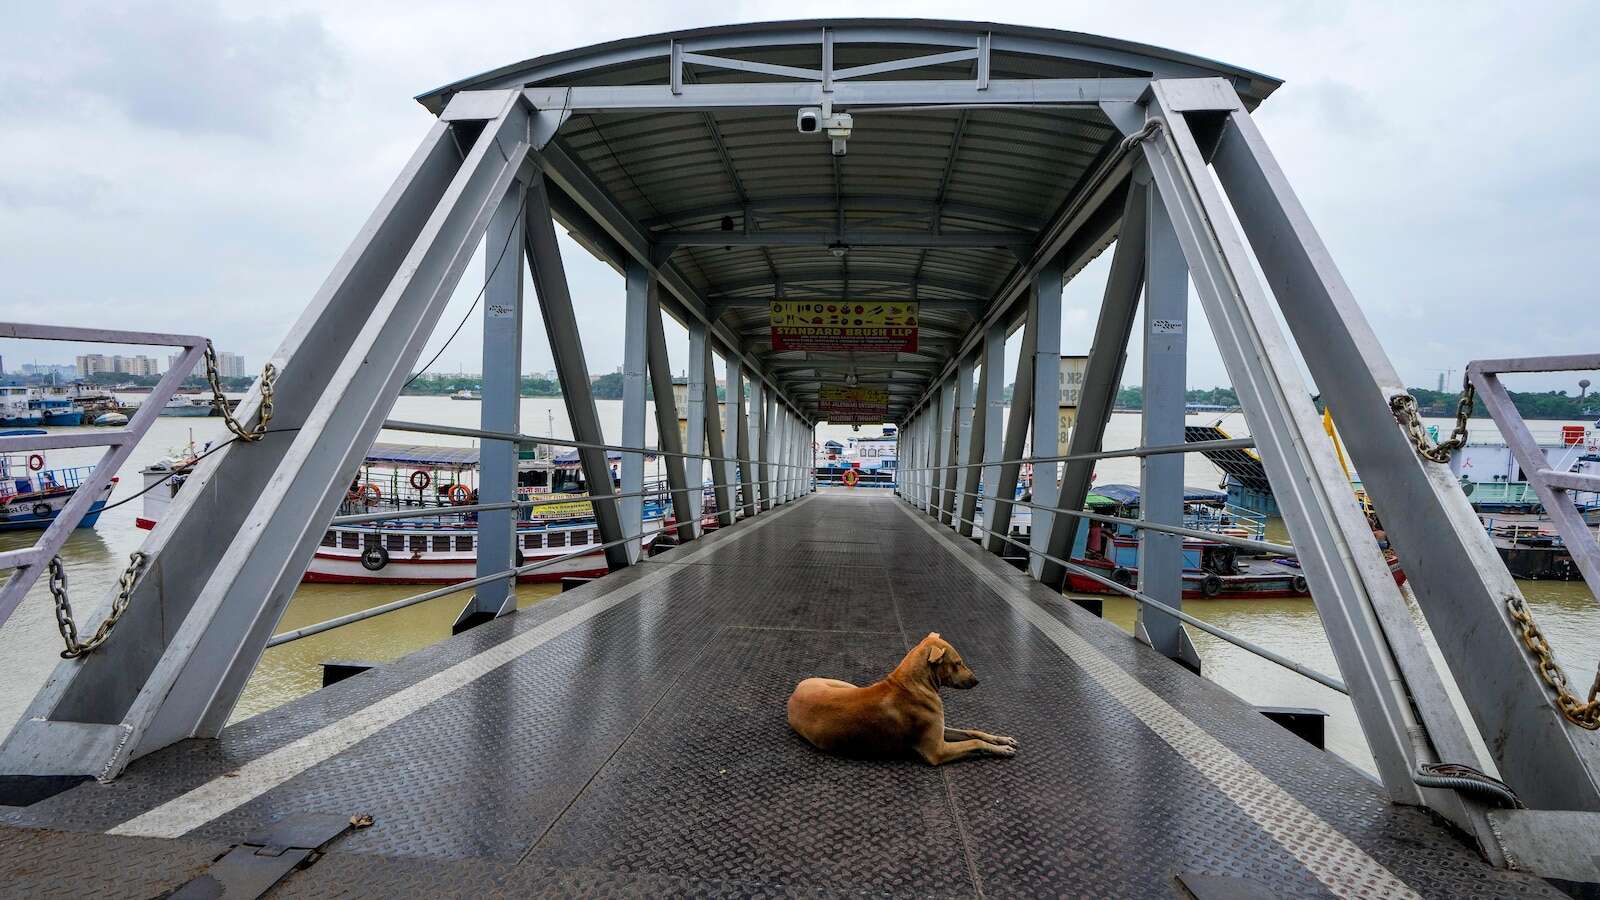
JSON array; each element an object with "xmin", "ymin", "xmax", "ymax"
[
  {"xmin": 987, "ymin": 734, "xmax": 1018, "ymax": 747},
  {"xmin": 988, "ymin": 743, "xmax": 1017, "ymax": 757}
]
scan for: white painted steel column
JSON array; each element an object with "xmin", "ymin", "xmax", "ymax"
[
  {"xmin": 463, "ymin": 181, "xmax": 524, "ymax": 626},
  {"xmin": 936, "ymin": 378, "xmax": 956, "ymax": 524},
  {"xmin": 947, "ymin": 354, "xmax": 976, "ymax": 530},
  {"xmin": 977, "ymin": 323, "xmax": 1007, "ymax": 540},
  {"xmin": 1138, "ymin": 191, "xmax": 1195, "ymax": 664},
  {"xmin": 620, "ymin": 259, "xmax": 650, "ymax": 563},
  {"xmin": 685, "ymin": 323, "xmax": 709, "ymax": 522},
  {"xmin": 1029, "ymin": 261, "xmax": 1063, "ymax": 579},
  {"xmin": 762, "ymin": 390, "xmax": 778, "ymax": 510},
  {"xmin": 728, "ymin": 361, "xmax": 750, "ymax": 517},
  {"xmin": 746, "ymin": 373, "xmax": 764, "ymax": 515}
]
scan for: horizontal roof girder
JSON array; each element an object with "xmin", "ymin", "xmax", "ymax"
[
  {"xmin": 522, "ymin": 78, "xmax": 1150, "ymax": 113},
  {"xmin": 641, "ymin": 196, "xmax": 1042, "ymax": 231},
  {"xmin": 705, "ymin": 269, "xmax": 994, "ymax": 301},
  {"xmin": 713, "ymin": 298, "xmax": 982, "ymax": 317},
  {"xmin": 658, "ymin": 230, "xmax": 1034, "ymax": 250}
]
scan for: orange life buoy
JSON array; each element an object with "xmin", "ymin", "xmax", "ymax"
[
  {"xmin": 358, "ymin": 483, "xmax": 382, "ymax": 504},
  {"xmin": 410, "ymin": 469, "xmax": 431, "ymax": 491},
  {"xmin": 447, "ymin": 483, "xmax": 472, "ymax": 506},
  {"xmin": 841, "ymin": 468, "xmax": 859, "ymax": 488},
  {"xmin": 27, "ymin": 454, "xmax": 44, "ymax": 472}
]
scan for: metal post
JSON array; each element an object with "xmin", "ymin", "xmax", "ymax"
[
  {"xmin": 458, "ymin": 181, "xmax": 524, "ymax": 629},
  {"xmin": 746, "ymin": 371, "xmax": 764, "ymax": 515},
  {"xmin": 986, "ymin": 294, "xmax": 1037, "ymax": 553},
  {"xmin": 526, "ymin": 175, "xmax": 628, "ymax": 569},
  {"xmin": 1042, "ymin": 182, "xmax": 1147, "ymax": 587},
  {"xmin": 620, "ymin": 259, "xmax": 650, "ymax": 563},
  {"xmin": 731, "ymin": 364, "xmax": 753, "ymax": 516},
  {"xmin": 977, "ymin": 323, "xmax": 1007, "ymax": 540},
  {"xmin": 645, "ymin": 278, "xmax": 695, "ymax": 543},
  {"xmin": 761, "ymin": 389, "xmax": 777, "ymax": 510},
  {"xmin": 1203, "ymin": 92, "xmax": 1600, "ymax": 812},
  {"xmin": 946, "ymin": 354, "xmax": 975, "ymax": 529},
  {"xmin": 685, "ymin": 322, "xmax": 710, "ymax": 522},
  {"xmin": 937, "ymin": 377, "xmax": 959, "ymax": 525},
  {"xmin": 706, "ymin": 338, "xmax": 736, "ymax": 527},
  {"xmin": 957, "ymin": 348, "xmax": 986, "ymax": 538},
  {"xmin": 1137, "ymin": 187, "xmax": 1197, "ymax": 666},
  {"xmin": 1028, "ymin": 260, "xmax": 1063, "ymax": 578}
]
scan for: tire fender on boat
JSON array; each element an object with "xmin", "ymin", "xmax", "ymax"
[
  {"xmin": 31, "ymin": 502, "xmax": 52, "ymax": 519},
  {"xmin": 1111, "ymin": 567, "xmax": 1135, "ymax": 587},
  {"xmin": 1201, "ymin": 574, "xmax": 1224, "ymax": 598},
  {"xmin": 361, "ymin": 545, "xmax": 389, "ymax": 571},
  {"xmin": 1292, "ymin": 574, "xmax": 1310, "ymax": 595}
]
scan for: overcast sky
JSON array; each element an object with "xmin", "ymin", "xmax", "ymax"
[{"xmin": 3, "ymin": 2, "xmax": 1595, "ymax": 395}]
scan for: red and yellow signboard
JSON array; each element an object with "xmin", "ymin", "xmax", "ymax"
[
  {"xmin": 818, "ymin": 385, "xmax": 890, "ymax": 423},
  {"xmin": 770, "ymin": 301, "xmax": 918, "ymax": 353}
]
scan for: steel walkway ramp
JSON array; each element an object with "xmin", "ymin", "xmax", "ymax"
[{"xmin": 0, "ymin": 494, "xmax": 1560, "ymax": 898}]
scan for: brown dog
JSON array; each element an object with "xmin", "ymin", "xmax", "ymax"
[{"xmin": 787, "ymin": 632, "xmax": 1017, "ymax": 765}]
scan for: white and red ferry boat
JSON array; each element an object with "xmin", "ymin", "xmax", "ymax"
[{"xmin": 139, "ymin": 441, "xmax": 664, "ymax": 584}]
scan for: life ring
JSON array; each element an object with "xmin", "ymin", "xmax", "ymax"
[
  {"xmin": 361, "ymin": 545, "xmax": 389, "ymax": 571},
  {"xmin": 1292, "ymin": 574, "xmax": 1310, "ymax": 595},
  {"xmin": 1201, "ymin": 574, "xmax": 1224, "ymax": 598},
  {"xmin": 31, "ymin": 502, "xmax": 52, "ymax": 519},
  {"xmin": 841, "ymin": 468, "xmax": 860, "ymax": 488},
  {"xmin": 27, "ymin": 454, "xmax": 44, "ymax": 472},
  {"xmin": 447, "ymin": 483, "xmax": 472, "ymax": 506},
  {"xmin": 1110, "ymin": 567, "xmax": 1135, "ymax": 587},
  {"xmin": 354, "ymin": 483, "xmax": 382, "ymax": 505},
  {"xmin": 410, "ymin": 469, "xmax": 431, "ymax": 491},
  {"xmin": 515, "ymin": 547, "xmax": 526, "ymax": 567}
]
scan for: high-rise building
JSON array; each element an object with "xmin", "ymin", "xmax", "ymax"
[
  {"xmin": 168, "ymin": 350, "xmax": 246, "ymax": 379},
  {"xmin": 78, "ymin": 354, "xmax": 162, "ymax": 377},
  {"xmin": 77, "ymin": 354, "xmax": 113, "ymax": 376}
]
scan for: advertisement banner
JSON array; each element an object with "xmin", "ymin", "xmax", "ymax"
[
  {"xmin": 1058, "ymin": 355, "xmax": 1089, "ymax": 454},
  {"xmin": 770, "ymin": 300, "xmax": 918, "ymax": 353},
  {"xmin": 818, "ymin": 385, "xmax": 890, "ymax": 423}
]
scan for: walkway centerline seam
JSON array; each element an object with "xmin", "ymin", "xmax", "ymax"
[
  {"xmin": 893, "ymin": 498, "xmax": 1421, "ymax": 900},
  {"xmin": 107, "ymin": 496, "xmax": 812, "ymax": 840}
]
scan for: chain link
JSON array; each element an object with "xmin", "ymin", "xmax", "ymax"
[
  {"xmin": 1389, "ymin": 374, "xmax": 1475, "ymax": 464},
  {"xmin": 205, "ymin": 340, "xmax": 276, "ymax": 442},
  {"xmin": 1506, "ymin": 595, "xmax": 1600, "ymax": 730},
  {"xmin": 49, "ymin": 552, "xmax": 148, "ymax": 659}
]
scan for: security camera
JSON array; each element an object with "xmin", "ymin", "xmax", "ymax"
[
  {"xmin": 797, "ymin": 108, "xmax": 821, "ymax": 133},
  {"xmin": 798, "ymin": 108, "xmax": 854, "ymax": 155}
]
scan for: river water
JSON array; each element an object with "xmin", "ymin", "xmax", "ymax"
[{"xmin": 0, "ymin": 398, "xmax": 1594, "ymax": 777}]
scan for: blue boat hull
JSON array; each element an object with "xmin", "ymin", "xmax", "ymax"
[
  {"xmin": 42, "ymin": 411, "xmax": 84, "ymax": 426},
  {"xmin": 0, "ymin": 498, "xmax": 107, "ymax": 531}
]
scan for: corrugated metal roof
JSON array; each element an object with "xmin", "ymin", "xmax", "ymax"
[{"xmin": 418, "ymin": 21, "xmax": 1281, "ymax": 422}]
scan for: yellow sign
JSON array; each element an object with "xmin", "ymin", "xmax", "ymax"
[
  {"xmin": 519, "ymin": 491, "xmax": 594, "ymax": 519},
  {"xmin": 770, "ymin": 300, "xmax": 918, "ymax": 352}
]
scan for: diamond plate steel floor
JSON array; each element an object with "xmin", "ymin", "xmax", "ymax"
[{"xmin": 0, "ymin": 493, "xmax": 1570, "ymax": 898}]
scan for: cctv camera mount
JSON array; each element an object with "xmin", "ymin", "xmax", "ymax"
[{"xmin": 797, "ymin": 99, "xmax": 853, "ymax": 156}]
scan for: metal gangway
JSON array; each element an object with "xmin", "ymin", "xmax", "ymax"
[{"xmin": 2, "ymin": 20, "xmax": 1598, "ymax": 895}]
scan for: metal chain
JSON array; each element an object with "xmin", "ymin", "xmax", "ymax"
[
  {"xmin": 1389, "ymin": 374, "xmax": 1475, "ymax": 463},
  {"xmin": 1506, "ymin": 595, "xmax": 1600, "ymax": 730},
  {"xmin": 205, "ymin": 340, "xmax": 276, "ymax": 442},
  {"xmin": 49, "ymin": 552, "xmax": 148, "ymax": 659}
]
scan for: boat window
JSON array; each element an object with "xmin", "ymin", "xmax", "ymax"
[
  {"xmin": 432, "ymin": 535, "xmax": 452, "ymax": 552},
  {"xmin": 590, "ymin": 529, "xmax": 600, "ymax": 544},
  {"xmin": 386, "ymin": 534, "xmax": 405, "ymax": 552},
  {"xmin": 408, "ymin": 535, "xmax": 427, "ymax": 553},
  {"xmin": 321, "ymin": 531, "xmax": 336, "ymax": 548},
  {"xmin": 362, "ymin": 533, "xmax": 380, "ymax": 549},
  {"xmin": 571, "ymin": 530, "xmax": 587, "ymax": 546},
  {"xmin": 456, "ymin": 535, "xmax": 474, "ymax": 552},
  {"xmin": 525, "ymin": 533, "xmax": 542, "ymax": 549},
  {"xmin": 549, "ymin": 531, "xmax": 566, "ymax": 548},
  {"xmin": 342, "ymin": 532, "xmax": 360, "ymax": 550}
]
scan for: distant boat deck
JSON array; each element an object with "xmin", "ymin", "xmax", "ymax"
[{"xmin": 0, "ymin": 493, "xmax": 1559, "ymax": 897}]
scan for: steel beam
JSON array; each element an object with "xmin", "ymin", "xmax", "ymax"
[
  {"xmin": 620, "ymin": 260, "xmax": 651, "ymax": 563},
  {"xmin": 1138, "ymin": 83, "xmax": 1457, "ymax": 812},
  {"xmin": 945, "ymin": 354, "xmax": 976, "ymax": 528},
  {"xmin": 732, "ymin": 366, "xmax": 754, "ymax": 516},
  {"xmin": 760, "ymin": 387, "xmax": 776, "ymax": 510},
  {"xmin": 685, "ymin": 322, "xmax": 711, "ymax": 522},
  {"xmin": 1028, "ymin": 260, "xmax": 1063, "ymax": 578},
  {"xmin": 1136, "ymin": 186, "xmax": 1194, "ymax": 664},
  {"xmin": 956, "ymin": 347, "xmax": 986, "ymax": 538},
  {"xmin": 523, "ymin": 78, "xmax": 1149, "ymax": 112},
  {"xmin": 646, "ymin": 277, "xmax": 697, "ymax": 543},
  {"xmin": 659, "ymin": 230, "xmax": 1034, "ymax": 251},
  {"xmin": 977, "ymin": 323, "xmax": 1008, "ymax": 540},
  {"xmin": 1204, "ymin": 96, "xmax": 1600, "ymax": 812},
  {"xmin": 459, "ymin": 181, "xmax": 524, "ymax": 627},
  {"xmin": 709, "ymin": 340, "xmax": 738, "ymax": 527},
  {"xmin": 985, "ymin": 303, "xmax": 1036, "ymax": 553}
]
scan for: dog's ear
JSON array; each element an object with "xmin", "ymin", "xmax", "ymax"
[
  {"xmin": 928, "ymin": 645, "xmax": 946, "ymax": 663},
  {"xmin": 927, "ymin": 631, "xmax": 941, "ymax": 640}
]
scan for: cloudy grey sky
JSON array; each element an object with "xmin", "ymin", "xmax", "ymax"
[{"xmin": 2, "ymin": 2, "xmax": 1595, "ymax": 394}]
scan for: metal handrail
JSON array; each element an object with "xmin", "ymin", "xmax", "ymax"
[
  {"xmin": 903, "ymin": 497, "xmax": 1348, "ymax": 694},
  {"xmin": 894, "ymin": 436, "xmax": 1256, "ymax": 473},
  {"xmin": 924, "ymin": 484, "xmax": 1296, "ymax": 557},
  {"xmin": 384, "ymin": 418, "xmax": 817, "ymax": 470},
  {"xmin": 266, "ymin": 522, "xmax": 678, "ymax": 647}
]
